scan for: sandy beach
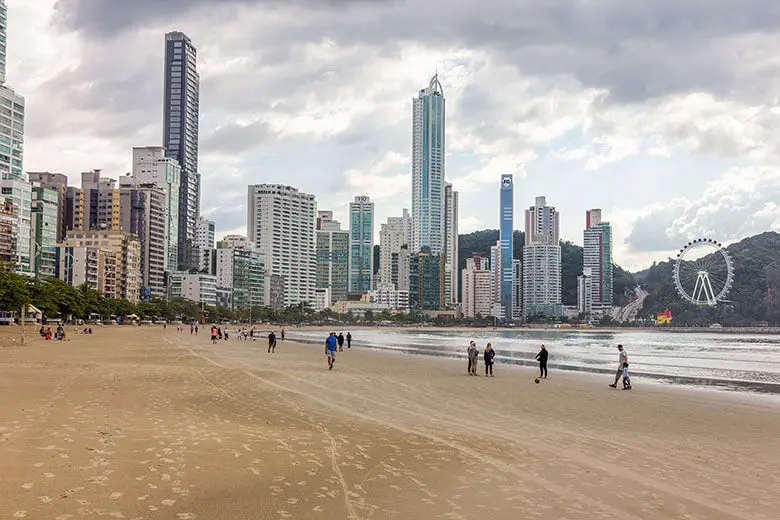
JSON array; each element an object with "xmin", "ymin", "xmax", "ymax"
[{"xmin": 1, "ymin": 326, "xmax": 779, "ymax": 519}]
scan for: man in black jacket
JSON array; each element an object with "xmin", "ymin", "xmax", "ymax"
[{"xmin": 535, "ymin": 344, "xmax": 548, "ymax": 379}]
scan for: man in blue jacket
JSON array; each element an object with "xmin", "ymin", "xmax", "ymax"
[{"xmin": 325, "ymin": 332, "xmax": 338, "ymax": 370}]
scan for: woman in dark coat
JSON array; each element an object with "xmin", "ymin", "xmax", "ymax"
[{"xmin": 483, "ymin": 343, "xmax": 496, "ymax": 377}]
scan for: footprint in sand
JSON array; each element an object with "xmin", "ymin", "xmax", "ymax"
[
  {"xmin": 13, "ymin": 512, "xmax": 27, "ymax": 518},
  {"xmin": 21, "ymin": 483, "xmax": 33, "ymax": 489},
  {"xmin": 161, "ymin": 499, "xmax": 176, "ymax": 506},
  {"xmin": 109, "ymin": 492, "xmax": 123, "ymax": 499},
  {"xmin": 176, "ymin": 514, "xmax": 196, "ymax": 519},
  {"xmin": 33, "ymin": 462, "xmax": 44, "ymax": 467},
  {"xmin": 38, "ymin": 496, "xmax": 52, "ymax": 503}
]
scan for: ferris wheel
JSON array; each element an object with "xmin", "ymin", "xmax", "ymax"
[{"xmin": 673, "ymin": 238, "xmax": 734, "ymax": 306}]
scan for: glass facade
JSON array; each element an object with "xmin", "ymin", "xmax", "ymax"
[
  {"xmin": 31, "ymin": 186, "xmax": 58, "ymax": 279},
  {"xmin": 409, "ymin": 249, "xmax": 444, "ymax": 311},
  {"xmin": 317, "ymin": 229, "xmax": 349, "ymax": 305},
  {"xmin": 500, "ymin": 175, "xmax": 514, "ymax": 320},
  {"xmin": 0, "ymin": 177, "xmax": 30, "ymax": 273},
  {"xmin": 412, "ymin": 75, "xmax": 445, "ymax": 254},
  {"xmin": 0, "ymin": 0, "xmax": 7, "ymax": 85},
  {"xmin": 349, "ymin": 196, "xmax": 374, "ymax": 292},
  {"xmin": 164, "ymin": 32, "xmax": 200, "ymax": 270}
]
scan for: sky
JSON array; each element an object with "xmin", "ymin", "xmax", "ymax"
[{"xmin": 8, "ymin": 0, "xmax": 780, "ymax": 271}]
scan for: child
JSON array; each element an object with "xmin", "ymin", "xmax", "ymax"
[{"xmin": 622, "ymin": 362, "xmax": 632, "ymax": 390}]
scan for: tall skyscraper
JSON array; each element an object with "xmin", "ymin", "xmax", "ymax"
[
  {"xmin": 247, "ymin": 184, "xmax": 316, "ymax": 307},
  {"xmin": 511, "ymin": 259, "xmax": 523, "ymax": 321},
  {"xmin": 163, "ymin": 32, "xmax": 200, "ymax": 271},
  {"xmin": 489, "ymin": 240, "xmax": 502, "ymax": 318},
  {"xmin": 0, "ymin": 176, "xmax": 30, "ymax": 273},
  {"xmin": 583, "ymin": 209, "xmax": 614, "ymax": 315},
  {"xmin": 194, "ymin": 215, "xmax": 215, "ymax": 272},
  {"xmin": 316, "ymin": 211, "xmax": 349, "ymax": 306},
  {"xmin": 523, "ymin": 196, "xmax": 562, "ymax": 318},
  {"xmin": 411, "ymin": 74, "xmax": 445, "ymax": 254},
  {"xmin": 132, "ymin": 146, "xmax": 181, "ymax": 273},
  {"xmin": 499, "ymin": 175, "xmax": 514, "ymax": 319},
  {"xmin": 348, "ymin": 195, "xmax": 374, "ymax": 292},
  {"xmin": 444, "ymin": 183, "xmax": 459, "ymax": 305}
]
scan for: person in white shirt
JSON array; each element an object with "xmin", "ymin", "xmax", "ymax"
[{"xmin": 609, "ymin": 344, "xmax": 629, "ymax": 388}]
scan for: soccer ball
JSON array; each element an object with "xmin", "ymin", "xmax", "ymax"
[{"xmin": 534, "ymin": 378, "xmax": 540, "ymax": 384}]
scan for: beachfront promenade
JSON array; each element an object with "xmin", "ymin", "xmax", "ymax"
[{"xmin": 1, "ymin": 327, "xmax": 778, "ymax": 519}]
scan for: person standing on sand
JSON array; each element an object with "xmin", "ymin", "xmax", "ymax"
[
  {"xmin": 467, "ymin": 341, "xmax": 475, "ymax": 373},
  {"xmin": 337, "ymin": 332, "xmax": 345, "ymax": 352},
  {"xmin": 535, "ymin": 344, "xmax": 549, "ymax": 379},
  {"xmin": 211, "ymin": 326, "xmax": 217, "ymax": 344},
  {"xmin": 268, "ymin": 331, "xmax": 277, "ymax": 353},
  {"xmin": 281, "ymin": 328, "xmax": 285, "ymax": 341},
  {"xmin": 484, "ymin": 343, "xmax": 496, "ymax": 377},
  {"xmin": 195, "ymin": 325, "xmax": 198, "ymax": 335},
  {"xmin": 468, "ymin": 342, "xmax": 479, "ymax": 376},
  {"xmin": 609, "ymin": 344, "xmax": 629, "ymax": 388},
  {"xmin": 326, "ymin": 332, "xmax": 338, "ymax": 370},
  {"xmin": 346, "ymin": 332, "xmax": 352, "ymax": 348}
]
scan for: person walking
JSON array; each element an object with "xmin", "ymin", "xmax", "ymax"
[
  {"xmin": 211, "ymin": 326, "xmax": 218, "ymax": 344},
  {"xmin": 268, "ymin": 331, "xmax": 277, "ymax": 353},
  {"xmin": 468, "ymin": 342, "xmax": 479, "ymax": 376},
  {"xmin": 535, "ymin": 344, "xmax": 549, "ymax": 379},
  {"xmin": 484, "ymin": 343, "xmax": 496, "ymax": 377},
  {"xmin": 325, "ymin": 332, "xmax": 338, "ymax": 370},
  {"xmin": 609, "ymin": 344, "xmax": 629, "ymax": 388},
  {"xmin": 280, "ymin": 328, "xmax": 285, "ymax": 341},
  {"xmin": 337, "ymin": 332, "xmax": 345, "ymax": 352},
  {"xmin": 346, "ymin": 332, "xmax": 352, "ymax": 349}
]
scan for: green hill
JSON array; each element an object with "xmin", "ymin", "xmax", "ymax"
[{"xmin": 635, "ymin": 232, "xmax": 780, "ymax": 326}]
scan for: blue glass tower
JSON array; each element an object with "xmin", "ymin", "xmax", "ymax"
[{"xmin": 500, "ymin": 174, "xmax": 514, "ymax": 320}]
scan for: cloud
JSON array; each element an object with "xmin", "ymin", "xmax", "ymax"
[{"xmin": 624, "ymin": 167, "xmax": 780, "ymax": 253}]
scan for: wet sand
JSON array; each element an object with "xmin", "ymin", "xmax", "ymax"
[{"xmin": 1, "ymin": 326, "xmax": 779, "ymax": 519}]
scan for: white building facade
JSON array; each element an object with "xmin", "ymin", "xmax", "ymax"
[
  {"xmin": 411, "ymin": 74, "xmax": 446, "ymax": 254},
  {"xmin": 462, "ymin": 254, "xmax": 492, "ymax": 319},
  {"xmin": 444, "ymin": 182, "xmax": 459, "ymax": 305},
  {"xmin": 523, "ymin": 196, "xmax": 563, "ymax": 319},
  {"xmin": 583, "ymin": 209, "xmax": 613, "ymax": 316},
  {"xmin": 247, "ymin": 184, "xmax": 316, "ymax": 307},
  {"xmin": 169, "ymin": 272, "xmax": 217, "ymax": 307}
]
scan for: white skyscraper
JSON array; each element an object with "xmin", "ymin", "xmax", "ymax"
[
  {"xmin": 349, "ymin": 196, "xmax": 374, "ymax": 293},
  {"xmin": 247, "ymin": 184, "xmax": 316, "ymax": 307},
  {"xmin": 523, "ymin": 196, "xmax": 563, "ymax": 319},
  {"xmin": 444, "ymin": 183, "xmax": 459, "ymax": 305},
  {"xmin": 131, "ymin": 146, "xmax": 181, "ymax": 273},
  {"xmin": 411, "ymin": 74, "xmax": 446, "ymax": 254},
  {"xmin": 0, "ymin": 0, "xmax": 7, "ymax": 85},
  {"xmin": 489, "ymin": 240, "xmax": 502, "ymax": 318},
  {"xmin": 583, "ymin": 209, "xmax": 614, "ymax": 315}
]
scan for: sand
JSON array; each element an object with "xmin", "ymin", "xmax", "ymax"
[{"xmin": 1, "ymin": 326, "xmax": 779, "ymax": 520}]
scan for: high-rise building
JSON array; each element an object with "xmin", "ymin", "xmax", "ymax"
[
  {"xmin": 316, "ymin": 213, "xmax": 349, "ymax": 306},
  {"xmin": 0, "ymin": 0, "xmax": 7, "ymax": 85},
  {"xmin": 523, "ymin": 196, "xmax": 562, "ymax": 319},
  {"xmin": 163, "ymin": 32, "xmax": 200, "ymax": 271},
  {"xmin": 31, "ymin": 185, "xmax": 58, "ymax": 279},
  {"xmin": 0, "ymin": 176, "xmax": 30, "ymax": 273},
  {"xmin": 60, "ymin": 230, "xmax": 141, "ymax": 302},
  {"xmin": 214, "ymin": 246, "xmax": 265, "ymax": 311},
  {"xmin": 371, "ymin": 283, "xmax": 410, "ymax": 311},
  {"xmin": 444, "ymin": 183, "xmax": 459, "ymax": 305},
  {"xmin": 349, "ymin": 195, "xmax": 374, "ymax": 292},
  {"xmin": 63, "ymin": 186, "xmax": 83, "ymax": 233},
  {"xmin": 489, "ymin": 240, "xmax": 502, "ymax": 319},
  {"xmin": 511, "ymin": 259, "xmax": 523, "ymax": 321},
  {"xmin": 131, "ymin": 146, "xmax": 181, "ymax": 273},
  {"xmin": 411, "ymin": 74, "xmax": 445, "ymax": 254},
  {"xmin": 462, "ymin": 254, "xmax": 492, "ymax": 318},
  {"xmin": 247, "ymin": 184, "xmax": 316, "ymax": 307},
  {"xmin": 196, "ymin": 216, "xmax": 216, "ymax": 250},
  {"xmin": 81, "ymin": 170, "xmax": 120, "ymax": 231},
  {"xmin": 409, "ymin": 247, "xmax": 445, "ymax": 312},
  {"xmin": 0, "ymin": 0, "xmax": 25, "ymax": 182},
  {"xmin": 379, "ymin": 209, "xmax": 411, "ymax": 287},
  {"xmin": 0, "ymin": 198, "xmax": 17, "ymax": 264},
  {"xmin": 28, "ymin": 172, "xmax": 68, "ymax": 241},
  {"xmin": 583, "ymin": 209, "xmax": 614, "ymax": 315},
  {"xmin": 499, "ymin": 174, "xmax": 514, "ymax": 319},
  {"xmin": 118, "ymin": 180, "xmax": 168, "ymax": 299}
]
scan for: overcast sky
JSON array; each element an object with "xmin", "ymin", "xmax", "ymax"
[{"xmin": 9, "ymin": 0, "xmax": 780, "ymax": 270}]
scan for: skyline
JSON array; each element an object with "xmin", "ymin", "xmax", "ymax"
[{"xmin": 10, "ymin": 1, "xmax": 780, "ymax": 271}]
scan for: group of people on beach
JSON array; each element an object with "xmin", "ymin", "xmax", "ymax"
[
  {"xmin": 324, "ymin": 331, "xmax": 353, "ymax": 369},
  {"xmin": 39, "ymin": 325, "xmax": 67, "ymax": 341}
]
